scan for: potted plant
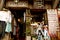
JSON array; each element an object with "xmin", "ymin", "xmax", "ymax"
[
  {"xmin": 32, "ymin": 34, "xmax": 37, "ymax": 40},
  {"xmin": 26, "ymin": 27, "xmax": 31, "ymax": 40}
]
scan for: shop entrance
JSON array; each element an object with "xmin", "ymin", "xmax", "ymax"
[
  {"xmin": 10, "ymin": 9, "xmax": 26, "ymax": 40},
  {"xmin": 26, "ymin": 9, "xmax": 48, "ymax": 40},
  {"xmin": 30, "ymin": 9, "xmax": 47, "ymax": 33}
]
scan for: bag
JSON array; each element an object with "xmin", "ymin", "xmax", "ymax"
[
  {"xmin": 38, "ymin": 30, "xmax": 44, "ymax": 37},
  {"xmin": 5, "ymin": 22, "xmax": 12, "ymax": 33},
  {"xmin": 38, "ymin": 30, "xmax": 42, "ymax": 35}
]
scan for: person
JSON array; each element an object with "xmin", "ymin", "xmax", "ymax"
[
  {"xmin": 36, "ymin": 23, "xmax": 43, "ymax": 40},
  {"xmin": 0, "ymin": 8, "xmax": 12, "ymax": 40},
  {"xmin": 43, "ymin": 25, "xmax": 50, "ymax": 40},
  {"xmin": 38, "ymin": 30, "xmax": 42, "ymax": 40}
]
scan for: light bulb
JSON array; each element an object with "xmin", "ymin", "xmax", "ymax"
[{"xmin": 14, "ymin": 0, "xmax": 19, "ymax": 3}]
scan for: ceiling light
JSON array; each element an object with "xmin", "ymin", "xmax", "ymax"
[{"xmin": 14, "ymin": 0, "xmax": 19, "ymax": 3}]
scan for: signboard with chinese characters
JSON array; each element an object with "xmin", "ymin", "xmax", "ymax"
[
  {"xmin": 47, "ymin": 9, "xmax": 59, "ymax": 35},
  {"xmin": 33, "ymin": 0, "xmax": 44, "ymax": 9},
  {"xmin": 6, "ymin": 1, "xmax": 28, "ymax": 8}
]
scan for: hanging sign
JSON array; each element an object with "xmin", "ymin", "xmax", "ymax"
[
  {"xmin": 6, "ymin": 1, "xmax": 28, "ymax": 8},
  {"xmin": 47, "ymin": 9, "xmax": 59, "ymax": 36}
]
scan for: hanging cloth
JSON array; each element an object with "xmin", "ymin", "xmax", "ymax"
[{"xmin": 5, "ymin": 22, "xmax": 12, "ymax": 33}]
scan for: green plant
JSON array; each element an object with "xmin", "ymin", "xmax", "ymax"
[
  {"xmin": 26, "ymin": 28, "xmax": 31, "ymax": 36},
  {"xmin": 32, "ymin": 34, "xmax": 37, "ymax": 39}
]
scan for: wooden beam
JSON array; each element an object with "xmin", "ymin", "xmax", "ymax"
[{"xmin": 53, "ymin": 0, "xmax": 59, "ymax": 9}]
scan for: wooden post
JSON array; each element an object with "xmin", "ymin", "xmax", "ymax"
[
  {"xmin": 53, "ymin": 0, "xmax": 59, "ymax": 9},
  {"xmin": 0, "ymin": 0, "xmax": 5, "ymax": 10}
]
